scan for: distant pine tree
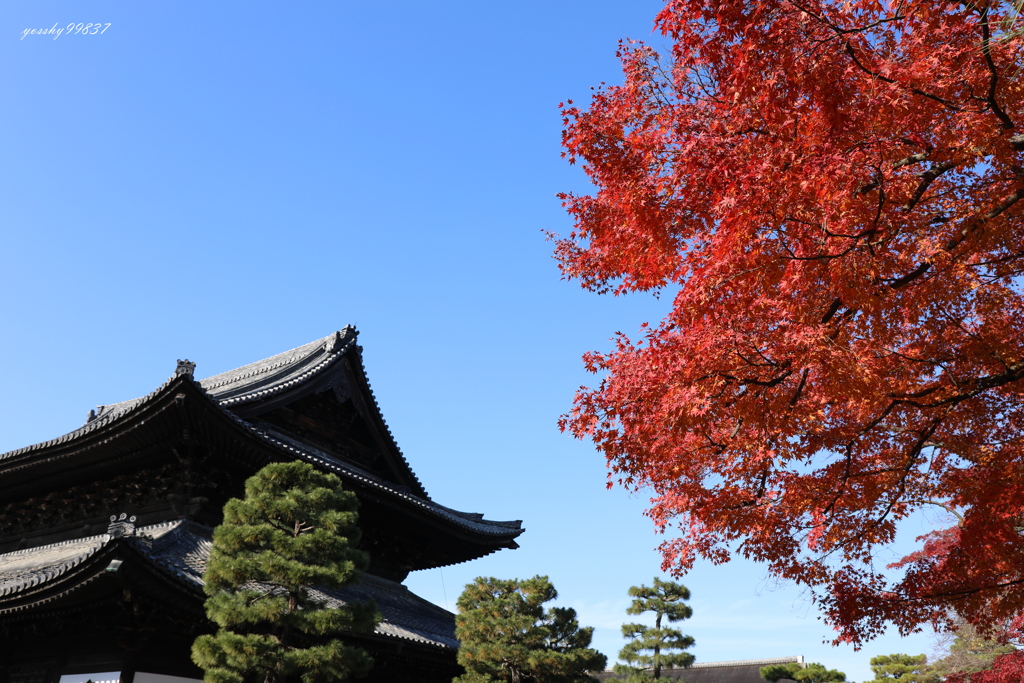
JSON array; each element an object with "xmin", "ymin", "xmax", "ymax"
[
  {"xmin": 454, "ymin": 575, "xmax": 607, "ymax": 683},
  {"xmin": 192, "ymin": 461, "xmax": 378, "ymax": 683},
  {"xmin": 613, "ymin": 578, "xmax": 695, "ymax": 681},
  {"xmin": 760, "ymin": 663, "xmax": 804, "ymax": 682}
]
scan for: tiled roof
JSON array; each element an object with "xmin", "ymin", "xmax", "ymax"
[
  {"xmin": 0, "ymin": 521, "xmax": 460, "ymax": 650},
  {"xmin": 314, "ymin": 576, "xmax": 461, "ymax": 649},
  {"xmin": 690, "ymin": 657, "xmax": 805, "ymax": 669},
  {"xmin": 0, "ymin": 329, "xmax": 357, "ymax": 459},
  {"xmin": 201, "ymin": 329, "xmax": 356, "ymax": 406},
  {"xmin": 0, "ymin": 536, "xmax": 108, "ymax": 598},
  {"xmin": 88, "ymin": 329, "xmax": 356, "ymax": 422},
  {"xmin": 0, "ymin": 329, "xmax": 523, "ymax": 545},
  {"xmin": 0, "ymin": 373, "xmax": 179, "ymax": 462}
]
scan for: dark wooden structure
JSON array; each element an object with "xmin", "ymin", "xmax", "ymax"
[{"xmin": 0, "ymin": 329, "xmax": 523, "ymax": 683}]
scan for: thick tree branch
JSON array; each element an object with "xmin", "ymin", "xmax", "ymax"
[
  {"xmin": 977, "ymin": 3, "xmax": 1016, "ymax": 130},
  {"xmin": 888, "ymin": 262, "xmax": 932, "ymax": 289},
  {"xmin": 945, "ymin": 187, "xmax": 1024, "ymax": 251},
  {"xmin": 820, "ymin": 298, "xmax": 844, "ymax": 323},
  {"xmin": 905, "ymin": 161, "xmax": 957, "ymax": 211},
  {"xmin": 790, "ymin": 368, "xmax": 810, "ymax": 406}
]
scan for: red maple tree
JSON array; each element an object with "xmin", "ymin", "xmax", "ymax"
[
  {"xmin": 557, "ymin": 0, "xmax": 1024, "ymax": 644},
  {"xmin": 946, "ymin": 651, "xmax": 1024, "ymax": 683}
]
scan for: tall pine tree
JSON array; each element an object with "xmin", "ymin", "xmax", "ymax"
[
  {"xmin": 454, "ymin": 575, "xmax": 607, "ymax": 683},
  {"xmin": 192, "ymin": 461, "xmax": 378, "ymax": 683},
  {"xmin": 614, "ymin": 578, "xmax": 694, "ymax": 681}
]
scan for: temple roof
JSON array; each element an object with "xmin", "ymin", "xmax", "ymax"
[
  {"xmin": 92, "ymin": 329, "xmax": 358, "ymax": 419},
  {"xmin": 0, "ymin": 520, "xmax": 460, "ymax": 650},
  {"xmin": 593, "ymin": 657, "xmax": 806, "ymax": 682},
  {"xmin": 0, "ymin": 328, "xmax": 523, "ymax": 568},
  {"xmin": 4, "ymin": 329, "xmax": 422, "ymax": 492},
  {"xmin": 0, "ymin": 534, "xmax": 108, "ymax": 600}
]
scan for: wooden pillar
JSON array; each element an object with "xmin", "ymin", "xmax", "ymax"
[{"xmin": 0, "ymin": 644, "xmax": 10, "ymax": 683}]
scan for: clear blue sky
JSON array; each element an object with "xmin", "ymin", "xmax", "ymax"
[{"xmin": 1, "ymin": 1, "xmax": 936, "ymax": 680}]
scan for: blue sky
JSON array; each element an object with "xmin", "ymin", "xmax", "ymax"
[{"xmin": 1, "ymin": 1, "xmax": 936, "ymax": 680}]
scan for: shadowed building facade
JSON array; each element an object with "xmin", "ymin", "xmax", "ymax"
[{"xmin": 0, "ymin": 329, "xmax": 523, "ymax": 683}]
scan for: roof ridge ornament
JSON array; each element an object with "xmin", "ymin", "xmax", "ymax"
[
  {"xmin": 326, "ymin": 331, "xmax": 345, "ymax": 354},
  {"xmin": 175, "ymin": 359, "xmax": 196, "ymax": 377},
  {"xmin": 107, "ymin": 513, "xmax": 137, "ymax": 538}
]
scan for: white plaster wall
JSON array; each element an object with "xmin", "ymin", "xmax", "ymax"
[{"xmin": 134, "ymin": 673, "xmax": 202, "ymax": 683}]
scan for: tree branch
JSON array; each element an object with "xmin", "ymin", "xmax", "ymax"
[
  {"xmin": 977, "ymin": 3, "xmax": 1016, "ymax": 130},
  {"xmin": 905, "ymin": 161, "xmax": 957, "ymax": 211},
  {"xmin": 843, "ymin": 42, "xmax": 961, "ymax": 110}
]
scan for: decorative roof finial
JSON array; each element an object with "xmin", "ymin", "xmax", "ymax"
[
  {"xmin": 87, "ymin": 409, "xmax": 96, "ymax": 423},
  {"xmin": 327, "ymin": 331, "xmax": 345, "ymax": 353},
  {"xmin": 175, "ymin": 359, "xmax": 196, "ymax": 377},
  {"xmin": 107, "ymin": 513, "xmax": 137, "ymax": 538}
]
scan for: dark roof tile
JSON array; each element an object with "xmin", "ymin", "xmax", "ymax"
[{"xmin": 0, "ymin": 521, "xmax": 458, "ymax": 650}]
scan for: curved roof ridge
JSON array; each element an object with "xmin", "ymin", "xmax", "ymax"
[
  {"xmin": 204, "ymin": 328, "xmax": 356, "ymax": 405},
  {"xmin": 0, "ymin": 534, "xmax": 109, "ymax": 559},
  {"xmin": 199, "ymin": 335, "xmax": 336, "ymax": 391},
  {"xmin": 131, "ymin": 383, "xmax": 521, "ymax": 542},
  {"xmin": 137, "ymin": 519, "xmax": 188, "ymax": 550},
  {"xmin": 0, "ymin": 520, "xmax": 186, "ymax": 562},
  {"xmin": 0, "ymin": 374, "xmax": 181, "ymax": 462},
  {"xmin": 371, "ymin": 625, "xmax": 457, "ymax": 650},
  {"xmin": 0, "ymin": 535, "xmax": 110, "ymax": 598}
]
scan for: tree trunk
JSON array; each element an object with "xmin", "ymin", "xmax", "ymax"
[{"xmin": 654, "ymin": 613, "xmax": 662, "ymax": 679}]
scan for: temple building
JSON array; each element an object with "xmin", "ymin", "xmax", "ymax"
[{"xmin": 0, "ymin": 329, "xmax": 523, "ymax": 683}]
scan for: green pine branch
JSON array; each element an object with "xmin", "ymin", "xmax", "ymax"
[
  {"xmin": 454, "ymin": 575, "xmax": 607, "ymax": 682},
  {"xmin": 192, "ymin": 461, "xmax": 378, "ymax": 683}
]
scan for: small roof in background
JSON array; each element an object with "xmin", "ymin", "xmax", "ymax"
[{"xmin": 592, "ymin": 656, "xmax": 805, "ymax": 683}]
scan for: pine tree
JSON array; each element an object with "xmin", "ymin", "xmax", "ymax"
[
  {"xmin": 192, "ymin": 461, "xmax": 378, "ymax": 683},
  {"xmin": 613, "ymin": 578, "xmax": 695, "ymax": 681},
  {"xmin": 928, "ymin": 622, "xmax": 1018, "ymax": 681},
  {"xmin": 454, "ymin": 575, "xmax": 607, "ymax": 683},
  {"xmin": 869, "ymin": 654, "xmax": 939, "ymax": 683},
  {"xmin": 760, "ymin": 663, "xmax": 803, "ymax": 682}
]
